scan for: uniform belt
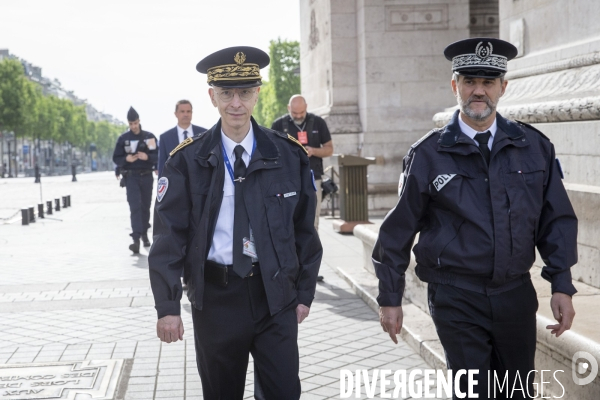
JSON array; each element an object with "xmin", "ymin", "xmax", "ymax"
[
  {"xmin": 204, "ymin": 260, "xmax": 260, "ymax": 287},
  {"xmin": 125, "ymin": 169, "xmax": 153, "ymax": 175},
  {"xmin": 416, "ymin": 267, "xmax": 531, "ymax": 296}
]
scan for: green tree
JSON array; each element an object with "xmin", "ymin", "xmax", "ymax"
[
  {"xmin": 0, "ymin": 59, "xmax": 37, "ymax": 134},
  {"xmin": 254, "ymin": 38, "xmax": 301, "ymax": 127}
]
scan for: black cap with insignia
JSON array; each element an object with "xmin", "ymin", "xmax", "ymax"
[
  {"xmin": 196, "ymin": 46, "xmax": 270, "ymax": 88},
  {"xmin": 127, "ymin": 107, "xmax": 139, "ymax": 122},
  {"xmin": 444, "ymin": 38, "xmax": 518, "ymax": 78}
]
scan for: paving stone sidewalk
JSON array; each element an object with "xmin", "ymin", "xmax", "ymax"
[{"xmin": 0, "ymin": 172, "xmax": 435, "ymax": 399}]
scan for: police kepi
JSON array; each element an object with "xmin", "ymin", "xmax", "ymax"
[{"xmin": 444, "ymin": 37, "xmax": 518, "ymax": 78}]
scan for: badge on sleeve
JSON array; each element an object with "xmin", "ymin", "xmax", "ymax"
[
  {"xmin": 157, "ymin": 177, "xmax": 169, "ymax": 202},
  {"xmin": 311, "ymin": 170, "xmax": 317, "ymax": 191}
]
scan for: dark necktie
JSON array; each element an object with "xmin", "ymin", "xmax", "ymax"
[
  {"xmin": 232, "ymin": 145, "xmax": 252, "ymax": 277},
  {"xmin": 183, "ymin": 130, "xmax": 188, "ymax": 140},
  {"xmin": 474, "ymin": 131, "xmax": 491, "ymax": 165}
]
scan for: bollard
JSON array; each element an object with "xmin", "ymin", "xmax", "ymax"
[
  {"xmin": 62, "ymin": 196, "xmax": 67, "ymax": 208},
  {"xmin": 55, "ymin": 198, "xmax": 61, "ymax": 212},
  {"xmin": 21, "ymin": 209, "xmax": 29, "ymax": 225},
  {"xmin": 28, "ymin": 207, "xmax": 36, "ymax": 223},
  {"xmin": 38, "ymin": 204, "xmax": 44, "ymax": 219},
  {"xmin": 47, "ymin": 200, "xmax": 53, "ymax": 215},
  {"xmin": 67, "ymin": 195, "xmax": 71, "ymax": 207},
  {"xmin": 71, "ymin": 165, "xmax": 77, "ymax": 182}
]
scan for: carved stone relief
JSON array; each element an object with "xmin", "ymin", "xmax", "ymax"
[{"xmin": 385, "ymin": 4, "xmax": 449, "ymax": 31}]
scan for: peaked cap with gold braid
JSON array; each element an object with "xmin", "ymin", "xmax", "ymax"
[{"xmin": 196, "ymin": 46, "xmax": 270, "ymax": 88}]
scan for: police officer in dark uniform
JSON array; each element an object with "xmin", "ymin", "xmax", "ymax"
[
  {"xmin": 148, "ymin": 46, "xmax": 322, "ymax": 400},
  {"xmin": 112, "ymin": 107, "xmax": 158, "ymax": 253},
  {"xmin": 374, "ymin": 38, "xmax": 578, "ymax": 399}
]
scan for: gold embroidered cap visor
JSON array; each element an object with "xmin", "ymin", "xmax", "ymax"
[
  {"xmin": 444, "ymin": 37, "xmax": 518, "ymax": 79},
  {"xmin": 196, "ymin": 46, "xmax": 270, "ymax": 88}
]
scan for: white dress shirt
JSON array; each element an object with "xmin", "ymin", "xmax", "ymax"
[
  {"xmin": 207, "ymin": 125, "xmax": 255, "ymax": 265},
  {"xmin": 458, "ymin": 113, "xmax": 497, "ymax": 150},
  {"xmin": 177, "ymin": 125, "xmax": 193, "ymax": 144}
]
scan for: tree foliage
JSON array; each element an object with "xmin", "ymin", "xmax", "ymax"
[
  {"xmin": 254, "ymin": 38, "xmax": 301, "ymax": 127},
  {"xmin": 0, "ymin": 58, "xmax": 125, "ymax": 159}
]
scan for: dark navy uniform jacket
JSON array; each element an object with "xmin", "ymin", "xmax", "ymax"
[
  {"xmin": 148, "ymin": 117, "xmax": 323, "ymax": 319},
  {"xmin": 112, "ymin": 129, "xmax": 158, "ymax": 171},
  {"xmin": 373, "ymin": 110, "xmax": 578, "ymax": 307}
]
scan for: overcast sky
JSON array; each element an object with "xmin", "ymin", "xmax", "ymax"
[{"xmin": 0, "ymin": 0, "xmax": 301, "ymax": 135}]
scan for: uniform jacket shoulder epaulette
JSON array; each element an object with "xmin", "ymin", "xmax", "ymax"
[
  {"xmin": 408, "ymin": 128, "xmax": 442, "ymax": 155},
  {"xmin": 515, "ymin": 120, "xmax": 550, "ymax": 141},
  {"xmin": 269, "ymin": 127, "xmax": 309, "ymax": 155}
]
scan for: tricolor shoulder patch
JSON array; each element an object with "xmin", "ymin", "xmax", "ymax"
[
  {"xmin": 170, "ymin": 137, "xmax": 194, "ymax": 156},
  {"xmin": 157, "ymin": 177, "xmax": 169, "ymax": 202},
  {"xmin": 287, "ymin": 134, "xmax": 308, "ymax": 154}
]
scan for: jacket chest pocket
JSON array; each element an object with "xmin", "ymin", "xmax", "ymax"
[
  {"xmin": 264, "ymin": 179, "xmax": 301, "ymax": 266},
  {"xmin": 428, "ymin": 169, "xmax": 476, "ymax": 204},
  {"xmin": 504, "ymin": 157, "xmax": 545, "ymax": 217},
  {"xmin": 503, "ymin": 156, "xmax": 545, "ymax": 257}
]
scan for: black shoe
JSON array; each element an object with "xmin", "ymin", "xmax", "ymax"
[
  {"xmin": 317, "ymin": 275, "xmax": 324, "ymax": 282},
  {"xmin": 141, "ymin": 233, "xmax": 151, "ymax": 247},
  {"xmin": 129, "ymin": 240, "xmax": 140, "ymax": 254}
]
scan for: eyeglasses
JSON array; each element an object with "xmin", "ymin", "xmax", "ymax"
[{"xmin": 213, "ymin": 88, "xmax": 257, "ymax": 102}]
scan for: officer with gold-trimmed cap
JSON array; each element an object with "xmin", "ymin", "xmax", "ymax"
[
  {"xmin": 375, "ymin": 37, "xmax": 577, "ymax": 399},
  {"xmin": 149, "ymin": 46, "xmax": 323, "ymax": 400}
]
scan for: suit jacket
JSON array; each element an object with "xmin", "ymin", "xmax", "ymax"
[{"xmin": 158, "ymin": 124, "xmax": 206, "ymax": 176}]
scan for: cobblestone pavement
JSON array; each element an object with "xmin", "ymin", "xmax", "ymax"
[{"xmin": 0, "ymin": 172, "xmax": 433, "ymax": 399}]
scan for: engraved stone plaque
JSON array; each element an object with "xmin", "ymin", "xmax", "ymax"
[{"xmin": 0, "ymin": 359, "xmax": 123, "ymax": 400}]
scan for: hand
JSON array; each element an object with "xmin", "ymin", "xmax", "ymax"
[
  {"xmin": 136, "ymin": 152, "xmax": 148, "ymax": 161},
  {"xmin": 305, "ymin": 146, "xmax": 314, "ymax": 157},
  {"xmin": 296, "ymin": 304, "xmax": 310, "ymax": 323},
  {"xmin": 115, "ymin": 175, "xmax": 120, "ymax": 180},
  {"xmin": 157, "ymin": 315, "xmax": 184, "ymax": 343},
  {"xmin": 546, "ymin": 292, "xmax": 575, "ymax": 337},
  {"xmin": 380, "ymin": 306, "xmax": 403, "ymax": 344},
  {"xmin": 125, "ymin": 154, "xmax": 138, "ymax": 163}
]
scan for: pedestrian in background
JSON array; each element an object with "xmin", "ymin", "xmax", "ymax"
[
  {"xmin": 149, "ymin": 46, "xmax": 322, "ymax": 399},
  {"xmin": 374, "ymin": 38, "xmax": 577, "ymax": 399},
  {"xmin": 112, "ymin": 107, "xmax": 158, "ymax": 253},
  {"xmin": 157, "ymin": 100, "xmax": 206, "ymax": 177}
]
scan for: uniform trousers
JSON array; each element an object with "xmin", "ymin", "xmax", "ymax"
[
  {"xmin": 125, "ymin": 171, "xmax": 153, "ymax": 241},
  {"xmin": 428, "ymin": 280, "xmax": 538, "ymax": 399},
  {"xmin": 192, "ymin": 271, "xmax": 300, "ymax": 400}
]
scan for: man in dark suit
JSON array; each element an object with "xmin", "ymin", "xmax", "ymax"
[{"xmin": 157, "ymin": 100, "xmax": 206, "ymax": 176}]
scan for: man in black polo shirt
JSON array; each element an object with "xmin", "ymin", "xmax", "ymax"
[{"xmin": 271, "ymin": 95, "xmax": 333, "ymax": 230}]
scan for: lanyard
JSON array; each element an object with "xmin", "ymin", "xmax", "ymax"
[
  {"xmin": 292, "ymin": 120, "xmax": 306, "ymax": 132},
  {"xmin": 222, "ymin": 140, "xmax": 256, "ymax": 184}
]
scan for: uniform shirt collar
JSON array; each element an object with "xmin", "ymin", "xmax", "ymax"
[
  {"xmin": 458, "ymin": 113, "xmax": 497, "ymax": 141},
  {"xmin": 220, "ymin": 124, "xmax": 255, "ymax": 160}
]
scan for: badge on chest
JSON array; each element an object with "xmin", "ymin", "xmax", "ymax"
[{"xmin": 432, "ymin": 174, "xmax": 456, "ymax": 192}]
